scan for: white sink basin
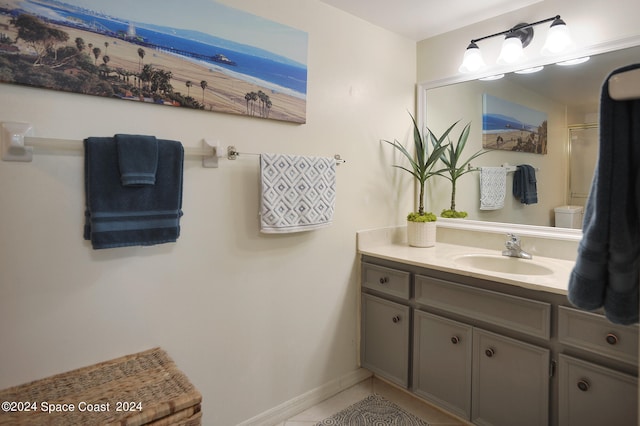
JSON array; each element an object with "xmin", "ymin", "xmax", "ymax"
[{"xmin": 453, "ymin": 254, "xmax": 554, "ymax": 276}]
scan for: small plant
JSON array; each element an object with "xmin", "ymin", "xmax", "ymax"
[
  {"xmin": 384, "ymin": 112, "xmax": 449, "ymax": 222},
  {"xmin": 440, "ymin": 209, "xmax": 468, "ymax": 218},
  {"xmin": 408, "ymin": 211, "xmax": 437, "ymax": 222},
  {"xmin": 428, "ymin": 121, "xmax": 487, "ymax": 217}
]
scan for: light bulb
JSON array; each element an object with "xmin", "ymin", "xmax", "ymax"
[
  {"xmin": 459, "ymin": 42, "xmax": 486, "ymax": 73},
  {"xmin": 497, "ymin": 36, "xmax": 525, "ymax": 64},
  {"xmin": 541, "ymin": 18, "xmax": 574, "ymax": 55}
]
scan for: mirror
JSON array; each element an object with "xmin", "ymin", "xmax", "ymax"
[{"xmin": 421, "ymin": 40, "xmax": 640, "ymax": 235}]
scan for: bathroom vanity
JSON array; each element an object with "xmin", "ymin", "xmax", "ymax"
[{"xmin": 358, "ymin": 226, "xmax": 638, "ymax": 426}]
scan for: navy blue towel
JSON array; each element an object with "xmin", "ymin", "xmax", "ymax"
[
  {"xmin": 568, "ymin": 63, "xmax": 640, "ymax": 325},
  {"xmin": 513, "ymin": 165, "xmax": 538, "ymax": 204},
  {"xmin": 115, "ymin": 134, "xmax": 158, "ymax": 186},
  {"xmin": 84, "ymin": 136, "xmax": 184, "ymax": 249}
]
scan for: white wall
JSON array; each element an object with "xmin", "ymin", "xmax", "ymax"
[
  {"xmin": 0, "ymin": 1, "xmax": 416, "ymax": 424},
  {"xmin": 417, "ymin": 0, "xmax": 640, "ymax": 224}
]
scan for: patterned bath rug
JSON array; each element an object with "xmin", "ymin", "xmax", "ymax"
[{"xmin": 315, "ymin": 394, "xmax": 430, "ymax": 425}]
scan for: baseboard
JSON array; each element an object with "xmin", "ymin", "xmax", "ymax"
[{"xmin": 236, "ymin": 368, "xmax": 372, "ymax": 426}]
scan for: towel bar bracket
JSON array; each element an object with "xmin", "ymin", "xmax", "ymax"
[
  {"xmin": 228, "ymin": 145, "xmax": 239, "ymax": 160},
  {"xmin": 202, "ymin": 139, "xmax": 220, "ymax": 168},
  {"xmin": 2, "ymin": 121, "xmax": 33, "ymax": 162}
]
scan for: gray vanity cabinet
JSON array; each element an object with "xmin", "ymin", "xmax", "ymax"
[
  {"xmin": 413, "ymin": 310, "xmax": 473, "ymax": 419},
  {"xmin": 413, "ymin": 311, "xmax": 549, "ymax": 426},
  {"xmin": 360, "ymin": 256, "xmax": 638, "ymax": 426},
  {"xmin": 558, "ymin": 354, "xmax": 637, "ymax": 426},
  {"xmin": 361, "ymin": 293, "xmax": 410, "ymax": 387},
  {"xmin": 557, "ymin": 306, "xmax": 638, "ymax": 425},
  {"xmin": 472, "ymin": 328, "xmax": 549, "ymax": 426}
]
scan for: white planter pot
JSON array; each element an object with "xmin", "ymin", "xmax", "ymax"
[{"xmin": 407, "ymin": 220, "xmax": 436, "ymax": 247}]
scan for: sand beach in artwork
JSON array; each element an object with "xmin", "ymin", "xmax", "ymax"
[{"xmin": 0, "ymin": 1, "xmax": 306, "ymax": 123}]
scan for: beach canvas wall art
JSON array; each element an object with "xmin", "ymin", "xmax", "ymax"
[
  {"xmin": 0, "ymin": 0, "xmax": 308, "ymax": 123},
  {"xmin": 482, "ymin": 94, "xmax": 548, "ymax": 154}
]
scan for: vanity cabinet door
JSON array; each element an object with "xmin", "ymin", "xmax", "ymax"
[
  {"xmin": 361, "ymin": 293, "xmax": 410, "ymax": 387},
  {"xmin": 558, "ymin": 354, "xmax": 637, "ymax": 426},
  {"xmin": 413, "ymin": 310, "xmax": 472, "ymax": 420},
  {"xmin": 472, "ymin": 328, "xmax": 549, "ymax": 426}
]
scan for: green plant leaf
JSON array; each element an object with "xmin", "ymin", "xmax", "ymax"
[{"xmin": 383, "ymin": 112, "xmax": 451, "ymax": 214}]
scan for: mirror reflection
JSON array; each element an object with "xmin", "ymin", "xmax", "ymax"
[{"xmin": 425, "ymin": 44, "xmax": 640, "ymax": 228}]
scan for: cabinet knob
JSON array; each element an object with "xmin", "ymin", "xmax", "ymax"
[
  {"xmin": 451, "ymin": 336, "xmax": 460, "ymax": 344},
  {"xmin": 392, "ymin": 315, "xmax": 401, "ymax": 323},
  {"xmin": 485, "ymin": 348, "xmax": 495, "ymax": 358},
  {"xmin": 605, "ymin": 333, "xmax": 618, "ymax": 345},
  {"xmin": 577, "ymin": 379, "xmax": 590, "ymax": 392},
  {"xmin": 379, "ymin": 277, "xmax": 389, "ymax": 284}
]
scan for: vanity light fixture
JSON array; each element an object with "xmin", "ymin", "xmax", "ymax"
[
  {"xmin": 541, "ymin": 17, "xmax": 574, "ymax": 55},
  {"xmin": 458, "ymin": 41, "xmax": 486, "ymax": 73},
  {"xmin": 459, "ymin": 15, "xmax": 574, "ymax": 73},
  {"xmin": 479, "ymin": 74, "xmax": 505, "ymax": 81},
  {"xmin": 556, "ymin": 56, "xmax": 590, "ymax": 66},
  {"xmin": 515, "ymin": 66, "xmax": 545, "ymax": 74}
]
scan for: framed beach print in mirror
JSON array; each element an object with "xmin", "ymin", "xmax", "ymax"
[{"xmin": 0, "ymin": 0, "xmax": 308, "ymax": 123}]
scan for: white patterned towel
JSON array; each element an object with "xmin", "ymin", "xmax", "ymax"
[
  {"xmin": 260, "ymin": 153, "xmax": 336, "ymax": 233},
  {"xmin": 480, "ymin": 166, "xmax": 507, "ymax": 210}
]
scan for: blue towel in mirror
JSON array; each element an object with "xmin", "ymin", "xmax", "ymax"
[
  {"xmin": 84, "ymin": 136, "xmax": 184, "ymax": 249},
  {"xmin": 512, "ymin": 165, "xmax": 538, "ymax": 204}
]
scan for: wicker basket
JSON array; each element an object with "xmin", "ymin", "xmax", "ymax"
[{"xmin": 0, "ymin": 347, "xmax": 201, "ymax": 425}]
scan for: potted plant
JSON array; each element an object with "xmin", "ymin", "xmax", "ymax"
[
  {"xmin": 428, "ymin": 121, "xmax": 487, "ymax": 218},
  {"xmin": 384, "ymin": 112, "xmax": 449, "ymax": 247}
]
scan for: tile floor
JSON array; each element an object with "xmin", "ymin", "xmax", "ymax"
[{"xmin": 277, "ymin": 376, "xmax": 470, "ymax": 425}]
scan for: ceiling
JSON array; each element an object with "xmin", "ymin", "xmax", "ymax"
[{"xmin": 318, "ymin": 0, "xmax": 544, "ymax": 41}]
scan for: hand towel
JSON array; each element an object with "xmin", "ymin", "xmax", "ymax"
[
  {"xmin": 260, "ymin": 153, "xmax": 336, "ymax": 233},
  {"xmin": 84, "ymin": 136, "xmax": 184, "ymax": 249},
  {"xmin": 513, "ymin": 165, "xmax": 538, "ymax": 204},
  {"xmin": 479, "ymin": 167, "xmax": 506, "ymax": 210},
  {"xmin": 568, "ymin": 63, "xmax": 640, "ymax": 325},
  {"xmin": 115, "ymin": 134, "xmax": 158, "ymax": 186}
]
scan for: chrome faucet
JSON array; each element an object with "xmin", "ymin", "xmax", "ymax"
[{"xmin": 502, "ymin": 233, "xmax": 532, "ymax": 259}]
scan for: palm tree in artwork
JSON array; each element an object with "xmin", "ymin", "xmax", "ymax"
[
  {"xmin": 92, "ymin": 47, "xmax": 101, "ymax": 65},
  {"xmin": 139, "ymin": 64, "xmax": 153, "ymax": 91},
  {"xmin": 265, "ymin": 99, "xmax": 272, "ymax": 118},
  {"xmin": 104, "ymin": 41, "xmax": 109, "ymax": 55},
  {"xmin": 75, "ymin": 37, "xmax": 85, "ymax": 52},
  {"xmin": 186, "ymin": 80, "xmax": 192, "ymax": 97},
  {"xmin": 257, "ymin": 90, "xmax": 266, "ymax": 116},
  {"xmin": 200, "ymin": 80, "xmax": 208, "ymax": 104},
  {"xmin": 244, "ymin": 92, "xmax": 252, "ymax": 114},
  {"xmin": 250, "ymin": 92, "xmax": 258, "ymax": 115},
  {"xmin": 100, "ymin": 55, "xmax": 110, "ymax": 78},
  {"xmin": 137, "ymin": 47, "xmax": 145, "ymax": 73}
]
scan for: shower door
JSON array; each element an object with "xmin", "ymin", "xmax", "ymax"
[{"xmin": 568, "ymin": 125, "xmax": 598, "ymax": 206}]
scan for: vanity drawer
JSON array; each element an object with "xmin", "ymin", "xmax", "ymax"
[
  {"xmin": 415, "ymin": 275, "xmax": 551, "ymax": 340},
  {"xmin": 558, "ymin": 354, "xmax": 637, "ymax": 426},
  {"xmin": 362, "ymin": 262, "xmax": 410, "ymax": 301},
  {"xmin": 558, "ymin": 306, "xmax": 639, "ymax": 365}
]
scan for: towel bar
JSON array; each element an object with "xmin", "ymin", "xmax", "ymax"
[
  {"xmin": 1, "ymin": 121, "xmax": 220, "ymax": 167},
  {"xmin": 467, "ymin": 163, "xmax": 539, "ymax": 173},
  {"xmin": 1, "ymin": 122, "xmax": 347, "ymax": 168},
  {"xmin": 227, "ymin": 145, "xmax": 346, "ymax": 165}
]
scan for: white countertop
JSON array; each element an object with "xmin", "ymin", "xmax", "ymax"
[{"xmin": 358, "ymin": 230, "xmax": 576, "ymax": 295}]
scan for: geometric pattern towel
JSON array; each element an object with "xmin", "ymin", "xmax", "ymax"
[
  {"xmin": 260, "ymin": 153, "xmax": 336, "ymax": 233},
  {"xmin": 315, "ymin": 394, "xmax": 429, "ymax": 425},
  {"xmin": 479, "ymin": 166, "xmax": 507, "ymax": 210}
]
